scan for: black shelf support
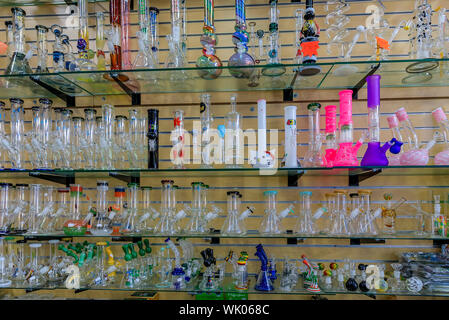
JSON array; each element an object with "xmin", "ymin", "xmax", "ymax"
[
  {"xmin": 26, "ymin": 288, "xmax": 43, "ymax": 293},
  {"xmin": 112, "ymin": 236, "xmax": 142, "ymax": 243},
  {"xmin": 24, "ymin": 235, "xmax": 73, "ymax": 242},
  {"xmin": 75, "ymin": 288, "xmax": 89, "ymax": 294},
  {"xmin": 288, "ymin": 170, "xmax": 304, "ymax": 187},
  {"xmin": 283, "ymin": 68, "xmax": 300, "ymax": 102},
  {"xmin": 433, "ymin": 239, "xmax": 449, "ymax": 247},
  {"xmin": 110, "ymin": 73, "xmax": 141, "ymax": 105},
  {"xmin": 29, "ymin": 76, "xmax": 75, "ymax": 108},
  {"xmin": 29, "ymin": 171, "xmax": 75, "ymax": 187},
  {"xmin": 350, "ymin": 238, "xmax": 386, "ymax": 245},
  {"xmin": 109, "ymin": 172, "xmax": 141, "ymax": 185},
  {"xmin": 348, "ymin": 168, "xmax": 382, "ymax": 186},
  {"xmin": 286, "ymin": 237, "xmax": 304, "ymax": 245},
  {"xmin": 351, "ymin": 63, "xmax": 380, "ymax": 100}
]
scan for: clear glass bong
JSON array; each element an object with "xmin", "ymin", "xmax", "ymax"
[
  {"xmin": 35, "ymin": 25, "xmax": 49, "ymax": 74},
  {"xmin": 259, "ymin": 190, "xmax": 289, "ymax": 235},
  {"xmin": 26, "ymin": 243, "xmax": 45, "ymax": 287},
  {"xmin": 200, "ymin": 94, "xmax": 215, "ymax": 168},
  {"xmin": 13, "ymin": 184, "xmax": 29, "ymax": 233},
  {"xmin": 95, "ymin": 12, "xmax": 106, "ymax": 71},
  {"xmin": 228, "ymin": 0, "xmax": 255, "ymax": 79},
  {"xmin": 186, "ymin": 182, "xmax": 206, "ymax": 234},
  {"xmin": 91, "ymin": 181, "xmax": 112, "ymax": 236},
  {"xmin": 262, "ymin": 0, "xmax": 285, "ymax": 77},
  {"xmin": 37, "ymin": 98, "xmax": 52, "ymax": 170},
  {"xmin": 0, "ymin": 183, "xmax": 10, "ymax": 234},
  {"xmin": 37, "ymin": 186, "xmax": 56, "ymax": 233},
  {"xmin": 100, "ymin": 104, "xmax": 115, "ymax": 170},
  {"xmin": 294, "ymin": 191, "xmax": 315, "ymax": 235},
  {"xmin": 196, "ymin": 0, "xmax": 222, "ymax": 80},
  {"xmin": 221, "ymin": 191, "xmax": 246, "ymax": 235},
  {"xmin": 330, "ymin": 190, "xmax": 349, "ymax": 235},
  {"xmin": 5, "ymin": 21, "xmax": 14, "ymax": 59},
  {"xmin": 0, "ymin": 238, "xmax": 12, "ymax": 287},
  {"xmin": 225, "ymin": 94, "xmax": 243, "ymax": 168},
  {"xmin": 133, "ymin": 0, "xmax": 155, "ymax": 69},
  {"xmin": 171, "ymin": 110, "xmax": 185, "ymax": 169},
  {"xmin": 358, "ymin": 189, "xmax": 379, "ymax": 235},
  {"xmin": 137, "ymin": 186, "xmax": 158, "ymax": 233},
  {"xmin": 114, "ymin": 115, "xmax": 128, "ymax": 170},
  {"xmin": 71, "ymin": 0, "xmax": 95, "ymax": 71},
  {"xmin": 50, "ymin": 24, "xmax": 65, "ymax": 72},
  {"xmin": 122, "ymin": 183, "xmax": 139, "ymax": 234},
  {"xmin": 83, "ymin": 108, "xmax": 97, "ymax": 169},
  {"xmin": 155, "ymin": 180, "xmax": 176, "ymax": 235},
  {"xmin": 9, "ymin": 98, "xmax": 25, "ymax": 170},
  {"xmin": 5, "ymin": 7, "xmax": 32, "ymax": 75},
  {"xmin": 303, "ymin": 103, "xmax": 324, "ymax": 167}
]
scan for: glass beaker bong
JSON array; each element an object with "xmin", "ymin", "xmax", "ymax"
[
  {"xmin": 262, "ymin": 0, "xmax": 285, "ymax": 77},
  {"xmin": 155, "ymin": 180, "xmax": 176, "ymax": 235},
  {"xmin": 196, "ymin": 0, "xmax": 222, "ymax": 80},
  {"xmin": 303, "ymin": 103, "xmax": 324, "ymax": 167},
  {"xmin": 171, "ymin": 110, "xmax": 185, "ymax": 169},
  {"xmin": 0, "ymin": 238, "xmax": 12, "ymax": 287},
  {"xmin": 35, "ymin": 25, "xmax": 49, "ymax": 74},
  {"xmin": 186, "ymin": 182, "xmax": 205, "ymax": 234},
  {"xmin": 0, "ymin": 183, "xmax": 10, "ymax": 234},
  {"xmin": 294, "ymin": 191, "xmax": 315, "ymax": 235},
  {"xmin": 225, "ymin": 95, "xmax": 243, "ymax": 168},
  {"xmin": 73, "ymin": 0, "xmax": 95, "ymax": 71},
  {"xmin": 221, "ymin": 191, "xmax": 245, "ymax": 235},
  {"xmin": 91, "ymin": 180, "xmax": 112, "ymax": 236},
  {"xmin": 259, "ymin": 190, "xmax": 290, "ymax": 235},
  {"xmin": 133, "ymin": 0, "xmax": 155, "ymax": 69},
  {"xmin": 9, "ymin": 98, "xmax": 25, "ymax": 170},
  {"xmin": 5, "ymin": 7, "xmax": 32, "ymax": 75},
  {"xmin": 228, "ymin": 0, "xmax": 255, "ymax": 79}
]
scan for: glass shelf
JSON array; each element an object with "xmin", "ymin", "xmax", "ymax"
[
  {"xmin": 4, "ymin": 280, "xmax": 449, "ymax": 297},
  {"xmin": 1, "ymin": 59, "xmax": 448, "ymax": 99},
  {"xmin": 9, "ymin": 230, "xmax": 449, "ymax": 242},
  {"xmin": 0, "ymin": 0, "xmax": 105, "ymax": 6}
]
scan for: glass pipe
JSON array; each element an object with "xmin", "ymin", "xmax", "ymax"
[
  {"xmin": 38, "ymin": 98, "xmax": 53, "ymax": 170},
  {"xmin": 279, "ymin": 258, "xmax": 298, "ymax": 291},
  {"xmin": 0, "ymin": 184, "xmax": 10, "ymax": 233},
  {"xmin": 137, "ymin": 186, "xmax": 158, "ymax": 233},
  {"xmin": 329, "ymin": 190, "xmax": 348, "ymax": 235},
  {"xmin": 228, "ymin": 0, "xmax": 255, "ymax": 79},
  {"xmin": 60, "ymin": 34, "xmax": 76, "ymax": 71},
  {"xmin": 5, "ymin": 21, "xmax": 13, "ymax": 59},
  {"xmin": 358, "ymin": 190, "xmax": 378, "ymax": 235},
  {"xmin": 396, "ymin": 107, "xmax": 438, "ymax": 165},
  {"xmin": 46, "ymin": 187, "xmax": 68, "ymax": 232},
  {"xmin": 133, "ymin": 0, "xmax": 154, "ymax": 69},
  {"xmin": 13, "ymin": 184, "xmax": 28, "ymax": 233},
  {"xmin": 100, "ymin": 104, "xmax": 115, "ymax": 169},
  {"xmin": 165, "ymin": 0, "xmax": 187, "ymax": 80},
  {"xmin": 5, "ymin": 8, "xmax": 32, "ymax": 75},
  {"xmin": 37, "ymin": 186, "xmax": 56, "ymax": 233},
  {"xmin": 63, "ymin": 184, "xmax": 86, "ymax": 236},
  {"xmin": 381, "ymin": 193, "xmax": 406, "ymax": 234},
  {"xmin": 333, "ymin": 25, "xmax": 366, "ymax": 77},
  {"xmin": 114, "ymin": 115, "xmax": 128, "ymax": 169},
  {"xmin": 324, "ymin": 0, "xmax": 350, "ymax": 56},
  {"xmin": 149, "ymin": 7, "xmax": 160, "ymax": 66},
  {"xmin": 301, "ymin": 254, "xmax": 321, "ymax": 292},
  {"xmin": 35, "ymin": 25, "xmax": 49, "ymax": 73},
  {"xmin": 91, "ymin": 242, "xmax": 107, "ymax": 287},
  {"xmin": 254, "ymin": 244, "xmax": 274, "ymax": 291},
  {"xmin": 284, "ymin": 105, "xmax": 299, "ymax": 167},
  {"xmin": 297, "ymin": 0, "xmax": 321, "ymax": 76},
  {"xmin": 185, "ymin": 182, "xmax": 205, "ymax": 234},
  {"xmin": 200, "ymin": 94, "xmax": 214, "ymax": 168},
  {"xmin": 9, "ymin": 98, "xmax": 25, "ymax": 169},
  {"xmin": 431, "ymin": 194, "xmax": 443, "ymax": 236},
  {"xmin": 26, "ymin": 243, "xmax": 45, "ymax": 287},
  {"xmin": 96, "ymin": 12, "xmax": 106, "ymax": 70},
  {"xmin": 0, "ymin": 102, "xmax": 9, "ymax": 169},
  {"xmin": 0, "ymin": 239, "xmax": 12, "ymax": 287},
  {"xmin": 154, "ymin": 246, "xmax": 171, "ymax": 288},
  {"xmin": 171, "ymin": 110, "xmax": 185, "ymax": 169},
  {"xmin": 147, "ymin": 109, "xmax": 159, "ymax": 169},
  {"xmin": 324, "ymin": 105, "xmax": 337, "ymax": 167},
  {"xmin": 334, "ymin": 90, "xmax": 364, "ymax": 166},
  {"xmin": 259, "ymin": 191, "xmax": 279, "ymax": 234},
  {"xmin": 348, "ymin": 193, "xmax": 362, "ymax": 235},
  {"xmin": 250, "ymin": 99, "xmax": 274, "ymax": 168},
  {"xmin": 303, "ymin": 103, "xmax": 324, "ymax": 167},
  {"xmin": 138, "ymin": 111, "xmax": 148, "ymax": 169},
  {"xmin": 432, "ymin": 107, "xmax": 449, "ymax": 164},
  {"xmin": 155, "ymin": 180, "xmax": 175, "ymax": 234},
  {"xmin": 172, "ymin": 185, "xmax": 187, "ymax": 233},
  {"xmin": 196, "ymin": 0, "xmax": 222, "ymax": 79},
  {"xmin": 390, "ymin": 263, "xmax": 405, "ymax": 292},
  {"xmin": 225, "ymin": 95, "xmax": 243, "ymax": 168},
  {"xmin": 246, "ymin": 22, "xmax": 260, "ymax": 87},
  {"xmin": 222, "ymin": 191, "xmax": 245, "ymax": 235},
  {"xmin": 387, "ymin": 115, "xmax": 404, "ymax": 165},
  {"xmin": 199, "ymin": 248, "xmax": 219, "ymax": 290},
  {"xmin": 164, "ymin": 237, "xmax": 186, "ymax": 289},
  {"xmin": 120, "ymin": 0, "xmax": 132, "ymax": 70},
  {"xmin": 46, "ymin": 239, "xmax": 64, "ymax": 283},
  {"xmin": 122, "ymin": 183, "xmax": 138, "ymax": 233},
  {"xmin": 110, "ymin": 186, "xmax": 125, "ymax": 235},
  {"xmin": 91, "ymin": 181, "xmax": 112, "ymax": 236},
  {"xmin": 69, "ymin": 116, "xmax": 83, "ymax": 169},
  {"xmin": 201, "ymin": 185, "xmax": 221, "ymax": 230},
  {"xmin": 50, "ymin": 25, "xmax": 65, "ymax": 72},
  {"xmin": 72, "ymin": 0, "xmax": 95, "ymax": 70},
  {"xmin": 294, "ymin": 191, "xmax": 315, "ymax": 235},
  {"xmin": 362, "ymin": 75, "xmax": 400, "ymax": 166},
  {"xmin": 262, "ymin": 0, "xmax": 285, "ymax": 77}
]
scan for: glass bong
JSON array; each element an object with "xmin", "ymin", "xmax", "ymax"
[
  {"xmin": 5, "ymin": 7, "xmax": 32, "ymax": 75},
  {"xmin": 387, "ymin": 115, "xmax": 404, "ymax": 166},
  {"xmin": 165, "ymin": 237, "xmax": 186, "ymax": 290},
  {"xmin": 199, "ymin": 248, "xmax": 219, "ymax": 290},
  {"xmin": 297, "ymin": 0, "xmax": 321, "ymax": 76},
  {"xmin": 200, "ymin": 94, "xmax": 215, "ymax": 168},
  {"xmin": 262, "ymin": 0, "xmax": 285, "ymax": 77},
  {"xmin": 254, "ymin": 244, "xmax": 274, "ymax": 291},
  {"xmin": 185, "ymin": 182, "xmax": 206, "ymax": 234},
  {"xmin": 221, "ymin": 191, "xmax": 246, "ymax": 235},
  {"xmin": 250, "ymin": 99, "xmax": 275, "ymax": 168},
  {"xmin": 73, "ymin": 0, "xmax": 95, "ymax": 71},
  {"xmin": 432, "ymin": 107, "xmax": 449, "ymax": 165},
  {"xmin": 259, "ymin": 190, "xmax": 292, "ymax": 235},
  {"xmin": 361, "ymin": 75, "xmax": 401, "ymax": 166},
  {"xmin": 334, "ymin": 90, "xmax": 365, "ymax": 166},
  {"xmin": 90, "ymin": 181, "xmax": 112, "ymax": 236},
  {"xmin": 396, "ymin": 107, "xmax": 438, "ymax": 165},
  {"xmin": 225, "ymin": 95, "xmax": 243, "ymax": 168},
  {"xmin": 283, "ymin": 105, "xmax": 300, "ymax": 167},
  {"xmin": 294, "ymin": 191, "xmax": 315, "ymax": 235},
  {"xmin": 228, "ymin": 0, "xmax": 255, "ymax": 79},
  {"xmin": 171, "ymin": 110, "xmax": 185, "ymax": 169},
  {"xmin": 133, "ymin": 0, "xmax": 155, "ymax": 69},
  {"xmin": 155, "ymin": 180, "xmax": 176, "ymax": 235},
  {"xmin": 323, "ymin": 105, "xmax": 337, "ymax": 167},
  {"xmin": 35, "ymin": 25, "xmax": 49, "ymax": 74},
  {"xmin": 303, "ymin": 103, "xmax": 324, "ymax": 167},
  {"xmin": 9, "ymin": 98, "xmax": 25, "ymax": 170},
  {"xmin": 196, "ymin": 0, "xmax": 222, "ymax": 80}
]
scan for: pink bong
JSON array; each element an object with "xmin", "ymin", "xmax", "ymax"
[
  {"xmin": 396, "ymin": 107, "xmax": 439, "ymax": 166},
  {"xmin": 333, "ymin": 90, "xmax": 364, "ymax": 166},
  {"xmin": 432, "ymin": 107, "xmax": 449, "ymax": 165}
]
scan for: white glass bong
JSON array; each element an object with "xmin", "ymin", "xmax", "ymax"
[
  {"xmin": 283, "ymin": 105, "xmax": 299, "ymax": 167},
  {"xmin": 225, "ymin": 94, "xmax": 243, "ymax": 168},
  {"xmin": 250, "ymin": 99, "xmax": 275, "ymax": 168}
]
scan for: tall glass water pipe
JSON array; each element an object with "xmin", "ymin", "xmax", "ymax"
[
  {"xmin": 259, "ymin": 190, "xmax": 284, "ymax": 235},
  {"xmin": 83, "ymin": 108, "xmax": 97, "ymax": 169},
  {"xmin": 200, "ymin": 94, "xmax": 214, "ymax": 168},
  {"xmin": 361, "ymin": 75, "xmax": 400, "ymax": 166},
  {"xmin": 330, "ymin": 190, "xmax": 348, "ymax": 235},
  {"xmin": 165, "ymin": 0, "xmax": 187, "ymax": 73},
  {"xmin": 225, "ymin": 95, "xmax": 243, "ymax": 168},
  {"xmin": 133, "ymin": 0, "xmax": 153, "ymax": 69},
  {"xmin": 262, "ymin": 0, "xmax": 285, "ymax": 77},
  {"xmin": 298, "ymin": 0, "xmax": 321, "ymax": 76},
  {"xmin": 432, "ymin": 107, "xmax": 449, "ymax": 165},
  {"xmin": 222, "ymin": 191, "xmax": 244, "ymax": 235},
  {"xmin": 38, "ymin": 98, "xmax": 52, "ymax": 170},
  {"xmin": 35, "ymin": 25, "xmax": 49, "ymax": 73},
  {"xmin": 96, "ymin": 12, "xmax": 106, "ymax": 70},
  {"xmin": 156, "ymin": 180, "xmax": 175, "ymax": 234},
  {"xmin": 0, "ymin": 184, "xmax": 10, "ymax": 233},
  {"xmin": 334, "ymin": 90, "xmax": 364, "ymax": 166},
  {"xmin": 91, "ymin": 181, "xmax": 112, "ymax": 236},
  {"xmin": 50, "ymin": 25, "xmax": 65, "ymax": 72},
  {"xmin": 5, "ymin": 21, "xmax": 13, "ymax": 59},
  {"xmin": 186, "ymin": 182, "xmax": 204, "ymax": 234},
  {"xmin": 27, "ymin": 184, "xmax": 42, "ymax": 234},
  {"xmin": 251, "ymin": 99, "xmax": 274, "ymax": 168},
  {"xmin": 303, "ymin": 103, "xmax": 323, "ymax": 167},
  {"xmin": 149, "ymin": 7, "xmax": 160, "ymax": 66},
  {"xmin": 228, "ymin": 0, "xmax": 255, "ymax": 79},
  {"xmin": 295, "ymin": 191, "xmax": 315, "ymax": 235},
  {"xmin": 196, "ymin": 0, "xmax": 222, "ymax": 79},
  {"xmin": 171, "ymin": 110, "xmax": 185, "ymax": 169},
  {"xmin": 76, "ymin": 0, "xmax": 95, "ymax": 70},
  {"xmin": 121, "ymin": 0, "xmax": 132, "ymax": 70},
  {"xmin": 10, "ymin": 98, "xmax": 25, "ymax": 169},
  {"xmin": 5, "ymin": 8, "xmax": 32, "ymax": 75},
  {"xmin": 284, "ymin": 105, "xmax": 298, "ymax": 167},
  {"xmin": 324, "ymin": 105, "xmax": 337, "ymax": 166},
  {"xmin": 101, "ymin": 104, "xmax": 115, "ymax": 169},
  {"xmin": 147, "ymin": 109, "xmax": 159, "ymax": 169}
]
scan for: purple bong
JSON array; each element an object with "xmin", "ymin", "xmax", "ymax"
[{"xmin": 361, "ymin": 75, "xmax": 401, "ymax": 166}]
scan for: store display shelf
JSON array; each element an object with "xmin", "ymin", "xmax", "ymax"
[
  {"xmin": 9, "ymin": 231, "xmax": 449, "ymax": 242},
  {"xmin": 1, "ymin": 59, "xmax": 448, "ymax": 101},
  {"xmin": 0, "ymin": 0, "xmax": 105, "ymax": 6},
  {"xmin": 4, "ymin": 281, "xmax": 449, "ymax": 298}
]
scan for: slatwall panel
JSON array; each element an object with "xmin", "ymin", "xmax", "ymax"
[{"xmin": 0, "ymin": 0, "xmax": 448, "ymax": 300}]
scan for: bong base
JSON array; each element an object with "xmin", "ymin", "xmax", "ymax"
[
  {"xmin": 262, "ymin": 64, "xmax": 286, "ymax": 77},
  {"xmin": 406, "ymin": 61, "xmax": 438, "ymax": 74},
  {"xmin": 299, "ymin": 65, "xmax": 321, "ymax": 76}
]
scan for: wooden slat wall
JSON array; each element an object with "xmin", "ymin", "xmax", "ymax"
[{"xmin": 0, "ymin": 0, "xmax": 448, "ymax": 300}]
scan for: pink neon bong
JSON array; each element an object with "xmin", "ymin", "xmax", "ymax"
[
  {"xmin": 432, "ymin": 107, "xmax": 449, "ymax": 165},
  {"xmin": 397, "ymin": 107, "xmax": 438, "ymax": 166},
  {"xmin": 324, "ymin": 105, "xmax": 337, "ymax": 167},
  {"xmin": 333, "ymin": 90, "xmax": 364, "ymax": 166}
]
